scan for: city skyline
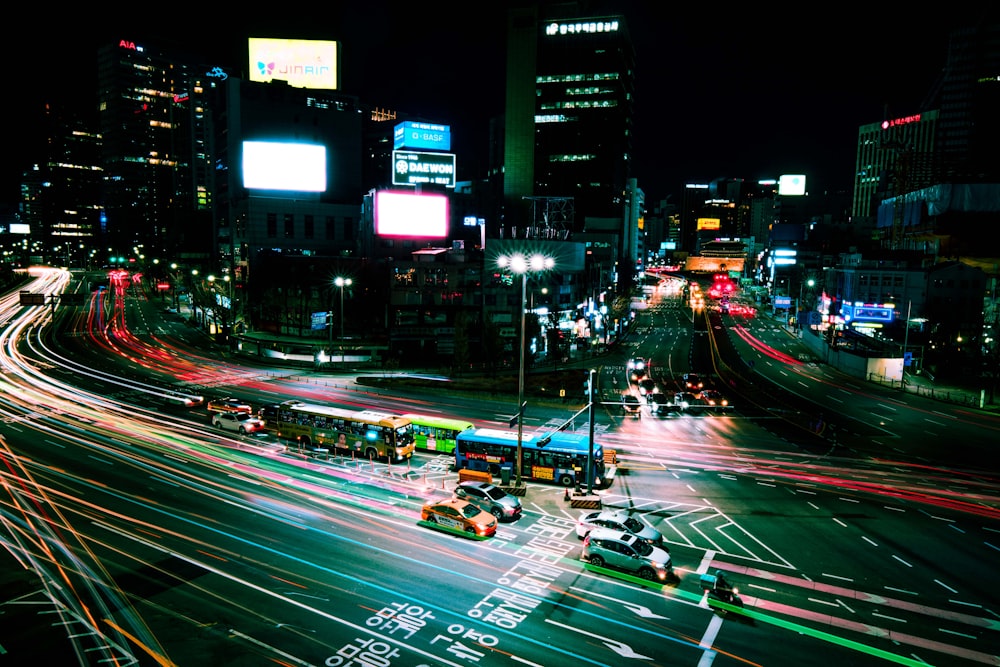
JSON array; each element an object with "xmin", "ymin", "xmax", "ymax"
[{"xmin": 1, "ymin": 6, "xmax": 985, "ymax": 208}]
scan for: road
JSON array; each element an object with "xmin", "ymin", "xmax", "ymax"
[{"xmin": 0, "ymin": 267, "xmax": 997, "ymax": 666}]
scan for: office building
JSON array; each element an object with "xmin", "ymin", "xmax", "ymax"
[
  {"xmin": 851, "ymin": 111, "xmax": 939, "ymax": 223},
  {"xmin": 503, "ymin": 6, "xmax": 637, "ymax": 280},
  {"xmin": 19, "ymin": 104, "xmax": 103, "ymax": 267}
]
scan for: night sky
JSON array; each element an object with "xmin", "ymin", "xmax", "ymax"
[{"xmin": 2, "ymin": 4, "xmax": 986, "ymax": 208}]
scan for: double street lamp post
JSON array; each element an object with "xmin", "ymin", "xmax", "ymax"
[
  {"xmin": 207, "ymin": 273, "xmax": 234, "ymax": 337},
  {"xmin": 331, "ymin": 276, "xmax": 352, "ymax": 364},
  {"xmin": 497, "ymin": 252, "xmax": 555, "ymax": 489}
]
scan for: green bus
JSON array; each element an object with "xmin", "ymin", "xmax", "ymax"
[{"xmin": 403, "ymin": 413, "xmax": 474, "ymax": 454}]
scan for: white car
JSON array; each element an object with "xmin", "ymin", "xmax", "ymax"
[
  {"xmin": 212, "ymin": 411, "xmax": 266, "ymax": 434},
  {"xmin": 575, "ymin": 509, "xmax": 664, "ymax": 547}
]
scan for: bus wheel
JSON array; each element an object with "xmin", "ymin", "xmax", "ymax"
[
  {"xmin": 365, "ymin": 447, "xmax": 379, "ymax": 461},
  {"xmin": 558, "ymin": 475, "xmax": 574, "ymax": 487},
  {"xmin": 300, "ymin": 437, "xmax": 312, "ymax": 449}
]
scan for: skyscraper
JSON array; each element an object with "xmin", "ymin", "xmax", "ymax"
[
  {"xmin": 503, "ymin": 5, "xmax": 636, "ymax": 233},
  {"xmin": 96, "ymin": 37, "xmax": 218, "ymax": 261},
  {"xmin": 19, "ymin": 103, "xmax": 103, "ymax": 267}
]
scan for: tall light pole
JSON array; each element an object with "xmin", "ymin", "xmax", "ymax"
[
  {"xmin": 334, "ymin": 276, "xmax": 352, "ymax": 364},
  {"xmin": 587, "ymin": 368, "xmax": 596, "ymax": 495},
  {"xmin": 901, "ymin": 299, "xmax": 912, "ymax": 388},
  {"xmin": 497, "ymin": 252, "xmax": 555, "ymax": 488}
]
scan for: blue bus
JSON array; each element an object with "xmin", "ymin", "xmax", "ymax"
[{"xmin": 455, "ymin": 428, "xmax": 607, "ymax": 488}]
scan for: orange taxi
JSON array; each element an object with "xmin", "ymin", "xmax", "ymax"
[{"xmin": 421, "ymin": 498, "xmax": 497, "ymax": 537}]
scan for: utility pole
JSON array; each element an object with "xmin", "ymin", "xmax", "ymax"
[{"xmin": 587, "ymin": 368, "xmax": 596, "ymax": 495}]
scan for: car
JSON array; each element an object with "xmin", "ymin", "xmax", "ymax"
[
  {"xmin": 648, "ymin": 390, "xmax": 675, "ymax": 415},
  {"xmin": 700, "ymin": 389, "xmax": 730, "ymax": 410},
  {"xmin": 454, "ymin": 481, "xmax": 522, "ymax": 521},
  {"xmin": 257, "ymin": 403, "xmax": 279, "ymax": 423},
  {"xmin": 421, "ymin": 498, "xmax": 497, "ymax": 537},
  {"xmin": 637, "ymin": 378, "xmax": 657, "ymax": 396},
  {"xmin": 207, "ymin": 397, "xmax": 252, "ymax": 414},
  {"xmin": 160, "ymin": 393, "xmax": 204, "ymax": 410},
  {"xmin": 622, "ymin": 393, "xmax": 642, "ymax": 417},
  {"xmin": 211, "ymin": 411, "xmax": 266, "ymax": 434},
  {"xmin": 672, "ymin": 392, "xmax": 700, "ymax": 411},
  {"xmin": 581, "ymin": 528, "xmax": 673, "ymax": 582},
  {"xmin": 682, "ymin": 373, "xmax": 704, "ymax": 391},
  {"xmin": 627, "ymin": 357, "xmax": 648, "ymax": 380},
  {"xmin": 575, "ymin": 509, "xmax": 664, "ymax": 547}
]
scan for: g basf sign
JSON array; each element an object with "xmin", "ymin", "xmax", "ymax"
[
  {"xmin": 392, "ymin": 150, "xmax": 456, "ymax": 188},
  {"xmin": 394, "ymin": 121, "xmax": 451, "ymax": 151}
]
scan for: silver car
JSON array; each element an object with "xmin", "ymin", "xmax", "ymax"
[
  {"xmin": 581, "ymin": 528, "xmax": 672, "ymax": 582},
  {"xmin": 454, "ymin": 481, "xmax": 522, "ymax": 521},
  {"xmin": 575, "ymin": 509, "xmax": 664, "ymax": 547},
  {"xmin": 212, "ymin": 411, "xmax": 266, "ymax": 434}
]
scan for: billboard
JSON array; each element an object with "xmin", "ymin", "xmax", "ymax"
[
  {"xmin": 778, "ymin": 174, "xmax": 806, "ymax": 196},
  {"xmin": 242, "ymin": 141, "xmax": 326, "ymax": 192},
  {"xmin": 248, "ymin": 38, "xmax": 339, "ymax": 90},
  {"xmin": 696, "ymin": 217, "xmax": 720, "ymax": 231},
  {"xmin": 842, "ymin": 303, "xmax": 895, "ymax": 323},
  {"xmin": 375, "ymin": 191, "xmax": 449, "ymax": 238},
  {"xmin": 392, "ymin": 150, "xmax": 456, "ymax": 188},
  {"xmin": 393, "ymin": 122, "xmax": 451, "ymax": 151}
]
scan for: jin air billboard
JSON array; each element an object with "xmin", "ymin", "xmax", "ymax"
[{"xmin": 248, "ymin": 38, "xmax": 339, "ymax": 90}]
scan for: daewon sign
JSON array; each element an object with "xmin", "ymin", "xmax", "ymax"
[{"xmin": 392, "ymin": 150, "xmax": 456, "ymax": 188}]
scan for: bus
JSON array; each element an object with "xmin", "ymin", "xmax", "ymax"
[
  {"xmin": 455, "ymin": 428, "xmax": 607, "ymax": 488},
  {"xmin": 267, "ymin": 400, "xmax": 415, "ymax": 462},
  {"xmin": 403, "ymin": 414, "xmax": 474, "ymax": 454}
]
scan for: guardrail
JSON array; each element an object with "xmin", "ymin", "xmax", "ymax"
[{"xmin": 867, "ymin": 373, "xmax": 986, "ymax": 408}]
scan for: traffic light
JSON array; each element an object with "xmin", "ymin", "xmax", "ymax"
[{"xmin": 508, "ymin": 401, "xmax": 527, "ymax": 428}]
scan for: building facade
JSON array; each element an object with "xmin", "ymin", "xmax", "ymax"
[{"xmin": 96, "ymin": 37, "xmax": 219, "ymax": 261}]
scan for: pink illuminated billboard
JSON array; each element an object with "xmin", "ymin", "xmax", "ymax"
[{"xmin": 375, "ymin": 191, "xmax": 449, "ymax": 238}]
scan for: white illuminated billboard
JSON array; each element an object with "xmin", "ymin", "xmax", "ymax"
[
  {"xmin": 778, "ymin": 174, "xmax": 806, "ymax": 196},
  {"xmin": 242, "ymin": 141, "xmax": 326, "ymax": 192},
  {"xmin": 375, "ymin": 191, "xmax": 449, "ymax": 238},
  {"xmin": 248, "ymin": 38, "xmax": 339, "ymax": 90}
]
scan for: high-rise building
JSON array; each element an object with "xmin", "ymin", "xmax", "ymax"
[
  {"xmin": 851, "ymin": 111, "xmax": 939, "ymax": 222},
  {"xmin": 503, "ymin": 5, "xmax": 636, "ymax": 231},
  {"xmin": 934, "ymin": 16, "xmax": 1000, "ymax": 182},
  {"xmin": 19, "ymin": 103, "xmax": 103, "ymax": 267},
  {"xmin": 502, "ymin": 4, "xmax": 637, "ymax": 299},
  {"xmin": 96, "ymin": 37, "xmax": 218, "ymax": 262}
]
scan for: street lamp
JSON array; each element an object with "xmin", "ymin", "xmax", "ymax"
[
  {"xmin": 332, "ymin": 276, "xmax": 352, "ymax": 364},
  {"xmin": 497, "ymin": 252, "xmax": 555, "ymax": 489},
  {"xmin": 587, "ymin": 368, "xmax": 596, "ymax": 495}
]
